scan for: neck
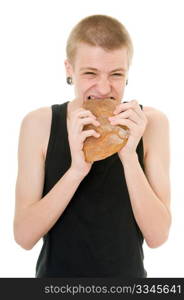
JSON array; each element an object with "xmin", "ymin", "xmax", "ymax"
[{"xmin": 67, "ymin": 99, "xmax": 82, "ymax": 118}]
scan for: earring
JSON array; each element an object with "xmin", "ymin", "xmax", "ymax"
[
  {"xmin": 126, "ymin": 79, "xmax": 128, "ymax": 86},
  {"xmin": 66, "ymin": 76, "xmax": 73, "ymax": 85}
]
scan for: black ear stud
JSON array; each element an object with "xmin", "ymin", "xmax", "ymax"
[{"xmin": 66, "ymin": 77, "xmax": 73, "ymax": 85}]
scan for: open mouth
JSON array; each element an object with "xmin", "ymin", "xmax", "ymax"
[{"xmin": 87, "ymin": 96, "xmax": 115, "ymax": 100}]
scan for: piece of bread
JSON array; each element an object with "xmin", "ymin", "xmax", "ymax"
[{"xmin": 82, "ymin": 98, "xmax": 129, "ymax": 162}]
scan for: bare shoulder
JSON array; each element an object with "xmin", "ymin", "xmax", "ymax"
[
  {"xmin": 143, "ymin": 106, "xmax": 169, "ymax": 123},
  {"xmin": 21, "ymin": 106, "xmax": 51, "ymax": 127},
  {"xmin": 142, "ymin": 106, "xmax": 170, "ymax": 158},
  {"xmin": 20, "ymin": 106, "xmax": 52, "ymax": 159}
]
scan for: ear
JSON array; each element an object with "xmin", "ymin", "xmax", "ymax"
[{"xmin": 64, "ymin": 59, "xmax": 74, "ymax": 77}]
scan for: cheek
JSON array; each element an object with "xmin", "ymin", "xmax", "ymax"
[
  {"xmin": 112, "ymin": 81, "xmax": 125, "ymax": 93},
  {"xmin": 79, "ymin": 78, "xmax": 96, "ymax": 91},
  {"xmin": 74, "ymin": 79, "xmax": 91, "ymax": 97},
  {"xmin": 110, "ymin": 76, "xmax": 123, "ymax": 85}
]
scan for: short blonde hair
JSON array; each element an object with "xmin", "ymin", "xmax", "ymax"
[{"xmin": 66, "ymin": 15, "xmax": 134, "ymax": 68}]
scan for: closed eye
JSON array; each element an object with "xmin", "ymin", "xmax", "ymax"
[
  {"xmin": 84, "ymin": 72, "xmax": 96, "ymax": 75},
  {"xmin": 112, "ymin": 73, "xmax": 124, "ymax": 76}
]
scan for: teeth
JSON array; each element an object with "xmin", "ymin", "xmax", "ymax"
[
  {"xmin": 87, "ymin": 96, "xmax": 115, "ymax": 100},
  {"xmin": 87, "ymin": 96, "xmax": 95, "ymax": 100}
]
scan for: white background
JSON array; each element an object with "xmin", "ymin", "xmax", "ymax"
[{"xmin": 0, "ymin": 0, "xmax": 183, "ymax": 277}]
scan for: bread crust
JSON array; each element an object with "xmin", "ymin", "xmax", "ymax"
[{"xmin": 83, "ymin": 98, "xmax": 129, "ymax": 162}]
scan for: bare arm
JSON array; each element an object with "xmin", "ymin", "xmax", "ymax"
[
  {"xmin": 14, "ymin": 106, "xmax": 100, "ymax": 250},
  {"xmin": 121, "ymin": 108, "xmax": 171, "ymax": 248}
]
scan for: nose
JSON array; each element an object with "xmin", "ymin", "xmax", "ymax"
[{"xmin": 95, "ymin": 75, "xmax": 111, "ymax": 96}]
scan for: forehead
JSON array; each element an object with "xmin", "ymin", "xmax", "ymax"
[{"xmin": 74, "ymin": 43, "xmax": 129, "ymax": 71}]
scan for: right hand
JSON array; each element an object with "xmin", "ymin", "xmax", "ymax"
[{"xmin": 67, "ymin": 107, "xmax": 100, "ymax": 177}]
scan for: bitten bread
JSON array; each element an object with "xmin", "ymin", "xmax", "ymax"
[{"xmin": 82, "ymin": 98, "xmax": 129, "ymax": 162}]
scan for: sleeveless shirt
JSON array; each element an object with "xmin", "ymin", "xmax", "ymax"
[{"xmin": 36, "ymin": 101, "xmax": 147, "ymax": 278}]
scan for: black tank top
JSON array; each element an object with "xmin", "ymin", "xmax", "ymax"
[{"xmin": 36, "ymin": 101, "xmax": 147, "ymax": 277}]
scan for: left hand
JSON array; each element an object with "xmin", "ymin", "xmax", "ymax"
[{"xmin": 108, "ymin": 100, "xmax": 148, "ymax": 161}]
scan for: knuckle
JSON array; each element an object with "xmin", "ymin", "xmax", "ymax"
[
  {"xmin": 85, "ymin": 109, "xmax": 93, "ymax": 115},
  {"xmin": 73, "ymin": 108, "xmax": 82, "ymax": 113},
  {"xmin": 132, "ymin": 99, "xmax": 138, "ymax": 104},
  {"xmin": 132, "ymin": 102, "xmax": 137, "ymax": 108}
]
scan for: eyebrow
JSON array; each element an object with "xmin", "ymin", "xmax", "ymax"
[{"xmin": 80, "ymin": 67, "xmax": 127, "ymax": 73}]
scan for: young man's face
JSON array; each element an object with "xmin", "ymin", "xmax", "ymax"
[{"xmin": 65, "ymin": 42, "xmax": 129, "ymax": 106}]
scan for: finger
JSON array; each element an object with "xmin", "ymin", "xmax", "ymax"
[
  {"xmin": 110, "ymin": 108, "xmax": 141, "ymax": 124},
  {"xmin": 72, "ymin": 108, "xmax": 96, "ymax": 120},
  {"xmin": 81, "ymin": 129, "xmax": 100, "ymax": 142},
  {"xmin": 114, "ymin": 100, "xmax": 144, "ymax": 119},
  {"xmin": 79, "ymin": 117, "xmax": 100, "ymax": 129},
  {"xmin": 110, "ymin": 118, "xmax": 136, "ymax": 131}
]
